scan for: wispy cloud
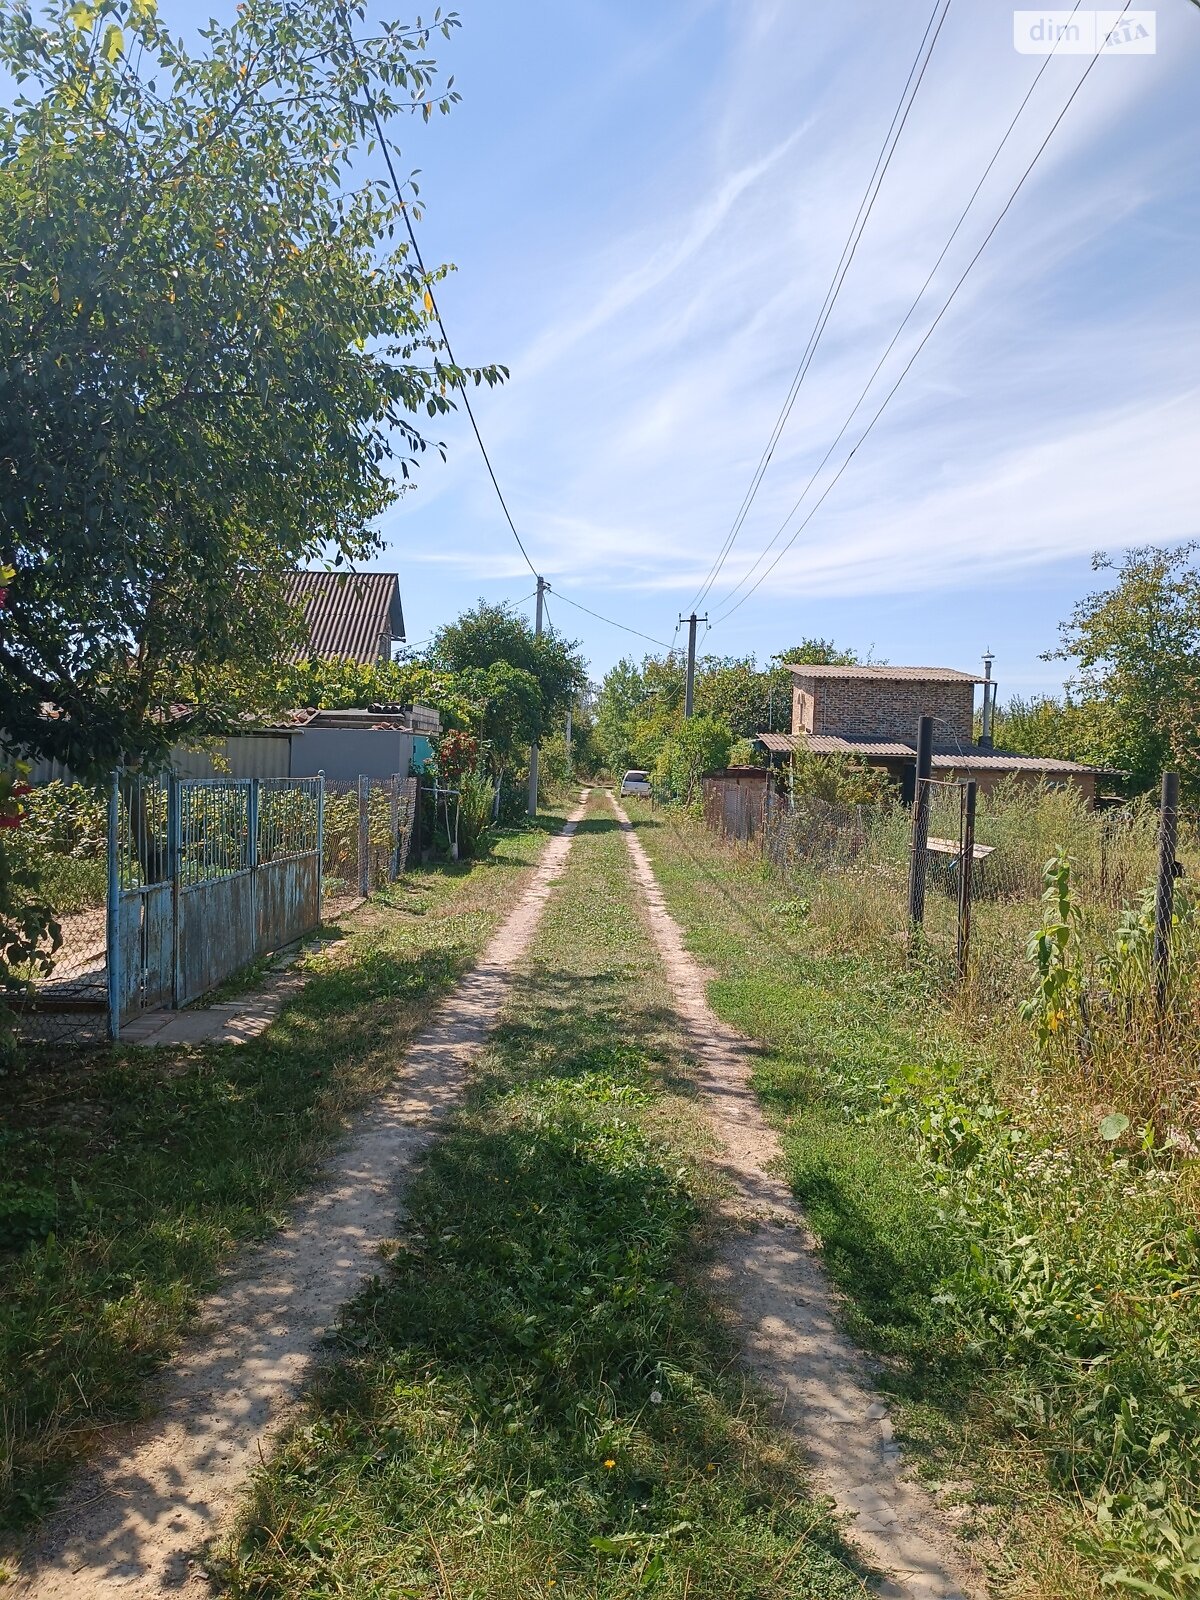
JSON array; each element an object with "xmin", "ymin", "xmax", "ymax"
[{"xmin": 382, "ymin": 0, "xmax": 1200, "ymax": 674}]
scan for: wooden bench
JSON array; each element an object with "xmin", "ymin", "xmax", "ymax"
[{"xmin": 926, "ymin": 837, "xmax": 995, "ymax": 863}]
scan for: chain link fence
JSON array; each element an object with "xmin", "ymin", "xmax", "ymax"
[
  {"xmin": 749, "ymin": 775, "xmax": 1196, "ymax": 1012},
  {"xmin": 321, "ymin": 775, "xmax": 418, "ymax": 915}
]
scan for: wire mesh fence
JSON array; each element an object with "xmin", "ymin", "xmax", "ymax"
[
  {"xmin": 749, "ymin": 776, "xmax": 1197, "ymax": 1012},
  {"xmin": 321, "ymin": 775, "xmax": 418, "ymax": 915}
]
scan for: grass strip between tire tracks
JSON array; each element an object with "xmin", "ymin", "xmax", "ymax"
[{"xmin": 218, "ymin": 793, "xmax": 868, "ymax": 1600}]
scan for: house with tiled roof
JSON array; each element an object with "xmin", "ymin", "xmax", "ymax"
[{"xmin": 755, "ymin": 662, "xmax": 1114, "ymax": 806}]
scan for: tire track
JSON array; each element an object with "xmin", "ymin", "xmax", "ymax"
[
  {"xmin": 14, "ymin": 796, "xmax": 591, "ymax": 1600},
  {"xmin": 610, "ymin": 793, "xmax": 985, "ymax": 1600}
]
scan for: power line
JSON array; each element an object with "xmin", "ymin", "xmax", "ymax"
[
  {"xmin": 712, "ymin": 0, "xmax": 1087, "ymax": 616},
  {"xmin": 686, "ymin": 0, "xmax": 954, "ymax": 613},
  {"xmin": 341, "ymin": 13, "xmax": 540, "ymax": 584},
  {"xmin": 551, "ymin": 590, "xmax": 673, "ymax": 650},
  {"xmin": 710, "ymin": 26, "xmax": 1114, "ymax": 628},
  {"xmin": 345, "ymin": 16, "xmax": 684, "ymax": 661}
]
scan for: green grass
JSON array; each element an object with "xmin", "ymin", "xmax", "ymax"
[
  {"xmin": 0, "ymin": 816, "xmax": 563, "ymax": 1542},
  {"xmin": 625, "ymin": 803, "xmax": 1200, "ymax": 1600},
  {"xmin": 217, "ymin": 797, "xmax": 867, "ymax": 1599}
]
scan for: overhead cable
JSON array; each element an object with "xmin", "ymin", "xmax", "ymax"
[
  {"xmin": 686, "ymin": 0, "xmax": 955, "ymax": 612},
  {"xmin": 711, "ymin": 24, "xmax": 1115, "ymax": 627}
]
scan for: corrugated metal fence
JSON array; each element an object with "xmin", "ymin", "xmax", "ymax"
[{"xmin": 701, "ymin": 769, "xmax": 777, "ymax": 842}]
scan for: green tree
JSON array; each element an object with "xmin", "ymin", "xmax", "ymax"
[
  {"xmin": 655, "ymin": 715, "xmax": 731, "ymax": 803},
  {"xmin": 694, "ymin": 657, "xmax": 772, "ymax": 739},
  {"xmin": 1049, "ymin": 545, "xmax": 1200, "ymax": 795},
  {"xmin": 454, "ymin": 662, "xmax": 543, "ymax": 781},
  {"xmin": 594, "ymin": 654, "xmax": 685, "ymax": 773},
  {"xmin": 773, "ymin": 637, "xmax": 861, "ymax": 667},
  {"xmin": 988, "ymin": 694, "xmax": 1113, "ymax": 767},
  {"xmin": 428, "ymin": 600, "xmax": 587, "ymax": 734},
  {"xmin": 0, "ymin": 0, "xmax": 496, "ymax": 776}
]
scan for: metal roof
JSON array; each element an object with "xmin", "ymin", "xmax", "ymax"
[
  {"xmin": 786, "ymin": 664, "xmax": 985, "ymax": 684},
  {"xmin": 754, "ymin": 730, "xmax": 1109, "ymax": 775},
  {"xmin": 285, "ymin": 570, "xmax": 405, "ymax": 664}
]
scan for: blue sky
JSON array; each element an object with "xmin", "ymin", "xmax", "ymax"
[
  {"xmin": 377, "ymin": 0, "xmax": 1200, "ymax": 695},
  {"xmin": 43, "ymin": 0, "xmax": 1200, "ymax": 692}
]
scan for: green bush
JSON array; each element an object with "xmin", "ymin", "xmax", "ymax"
[
  {"xmin": 456, "ymin": 769, "xmax": 496, "ymax": 859},
  {"xmin": 6, "ymin": 781, "xmax": 107, "ymax": 914}
]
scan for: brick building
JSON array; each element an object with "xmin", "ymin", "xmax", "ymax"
[{"xmin": 758, "ymin": 663, "xmax": 1112, "ymax": 806}]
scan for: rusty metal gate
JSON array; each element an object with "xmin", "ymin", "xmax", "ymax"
[{"xmin": 108, "ymin": 774, "xmax": 323, "ymax": 1035}]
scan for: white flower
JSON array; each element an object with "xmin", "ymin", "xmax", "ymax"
[{"xmin": 650, "ymin": 1388, "xmax": 663, "ymax": 1405}]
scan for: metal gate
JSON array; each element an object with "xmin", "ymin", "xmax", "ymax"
[{"xmin": 108, "ymin": 774, "xmax": 323, "ymax": 1035}]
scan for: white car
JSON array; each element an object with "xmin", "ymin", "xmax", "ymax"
[{"xmin": 620, "ymin": 769, "xmax": 652, "ymax": 798}]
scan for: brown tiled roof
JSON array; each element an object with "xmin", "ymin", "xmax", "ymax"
[
  {"xmin": 755, "ymin": 730, "xmax": 1111, "ymax": 775},
  {"xmin": 786, "ymin": 664, "xmax": 985, "ymax": 684},
  {"xmin": 284, "ymin": 570, "xmax": 405, "ymax": 664}
]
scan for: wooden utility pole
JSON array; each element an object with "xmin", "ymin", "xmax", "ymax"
[
  {"xmin": 679, "ymin": 612, "xmax": 707, "ymax": 719},
  {"xmin": 1154, "ymin": 770, "xmax": 1180, "ymax": 1011},
  {"xmin": 907, "ymin": 714, "xmax": 934, "ymax": 933},
  {"xmin": 527, "ymin": 577, "xmax": 547, "ymax": 817}
]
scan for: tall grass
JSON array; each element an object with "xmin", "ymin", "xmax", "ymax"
[{"xmin": 754, "ymin": 781, "xmax": 1198, "ymax": 1128}]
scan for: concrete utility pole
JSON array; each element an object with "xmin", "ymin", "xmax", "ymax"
[
  {"xmin": 565, "ymin": 705, "xmax": 574, "ymax": 774},
  {"xmin": 979, "ymin": 650, "xmax": 996, "ymax": 748},
  {"xmin": 527, "ymin": 576, "xmax": 547, "ymax": 817},
  {"xmin": 679, "ymin": 612, "xmax": 707, "ymax": 719}
]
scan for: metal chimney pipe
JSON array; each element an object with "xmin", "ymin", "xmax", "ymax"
[{"xmin": 979, "ymin": 651, "xmax": 995, "ymax": 749}]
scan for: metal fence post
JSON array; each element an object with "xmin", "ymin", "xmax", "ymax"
[
  {"xmin": 389, "ymin": 773, "xmax": 400, "ymax": 881},
  {"xmin": 316, "ymin": 771, "xmax": 325, "ymax": 919},
  {"xmin": 957, "ymin": 779, "xmax": 977, "ymax": 981},
  {"xmin": 358, "ymin": 774, "xmax": 370, "ymax": 899},
  {"xmin": 1154, "ymin": 770, "xmax": 1180, "ymax": 1011},
  {"xmin": 106, "ymin": 771, "xmax": 121, "ymax": 1041},
  {"xmin": 247, "ymin": 778, "xmax": 259, "ymax": 955},
  {"xmin": 169, "ymin": 777, "xmax": 182, "ymax": 1008},
  {"xmin": 907, "ymin": 715, "xmax": 933, "ymax": 935}
]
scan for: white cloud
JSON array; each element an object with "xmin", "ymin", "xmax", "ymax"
[{"xmin": 384, "ymin": 0, "xmax": 1200, "ymax": 674}]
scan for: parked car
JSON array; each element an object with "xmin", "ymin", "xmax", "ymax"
[{"xmin": 620, "ymin": 770, "xmax": 652, "ymax": 798}]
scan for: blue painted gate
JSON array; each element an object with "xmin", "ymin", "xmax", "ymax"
[{"xmin": 107, "ymin": 775, "xmax": 324, "ymax": 1034}]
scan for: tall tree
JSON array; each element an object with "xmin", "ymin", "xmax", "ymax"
[
  {"xmin": 0, "ymin": 0, "xmax": 499, "ymax": 776},
  {"xmin": 428, "ymin": 600, "xmax": 587, "ymax": 735},
  {"xmin": 1049, "ymin": 544, "xmax": 1200, "ymax": 795}
]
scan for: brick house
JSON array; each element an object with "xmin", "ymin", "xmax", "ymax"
[{"xmin": 757, "ymin": 664, "xmax": 1111, "ymax": 806}]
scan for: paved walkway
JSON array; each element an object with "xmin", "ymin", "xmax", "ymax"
[{"xmin": 120, "ymin": 966, "xmax": 309, "ymax": 1048}]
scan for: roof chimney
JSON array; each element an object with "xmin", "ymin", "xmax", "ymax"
[{"xmin": 979, "ymin": 651, "xmax": 995, "ymax": 749}]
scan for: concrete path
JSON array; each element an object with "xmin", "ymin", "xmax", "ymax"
[
  {"xmin": 610, "ymin": 794, "xmax": 985, "ymax": 1600},
  {"xmin": 14, "ymin": 798, "xmax": 590, "ymax": 1600},
  {"xmin": 120, "ymin": 967, "xmax": 310, "ymax": 1048}
]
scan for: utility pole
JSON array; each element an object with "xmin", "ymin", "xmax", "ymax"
[
  {"xmin": 979, "ymin": 650, "xmax": 996, "ymax": 749},
  {"xmin": 527, "ymin": 576, "xmax": 547, "ymax": 817},
  {"xmin": 565, "ymin": 705, "xmax": 574, "ymax": 774},
  {"xmin": 679, "ymin": 612, "xmax": 707, "ymax": 719}
]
